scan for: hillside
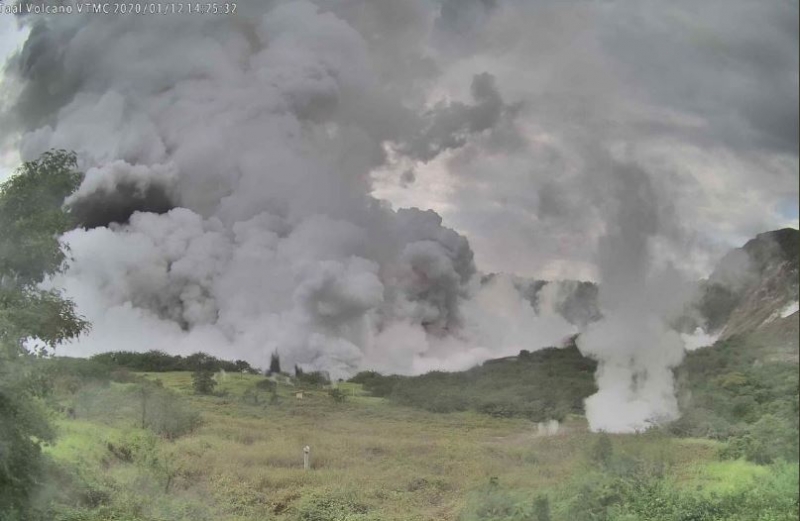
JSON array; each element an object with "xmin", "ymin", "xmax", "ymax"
[
  {"xmin": 7, "ymin": 228, "xmax": 799, "ymax": 520},
  {"xmin": 695, "ymin": 228, "xmax": 799, "ymax": 341},
  {"xmin": 351, "ymin": 344, "xmax": 597, "ymax": 421},
  {"xmin": 25, "ymin": 357, "xmax": 799, "ymax": 520}
]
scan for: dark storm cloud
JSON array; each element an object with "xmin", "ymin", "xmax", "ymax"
[{"xmin": 601, "ymin": 0, "xmax": 799, "ymax": 155}]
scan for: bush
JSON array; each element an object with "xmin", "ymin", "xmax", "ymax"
[
  {"xmin": 590, "ymin": 433, "xmax": 614, "ymax": 467},
  {"xmin": 296, "ymin": 370, "xmax": 331, "ymax": 388},
  {"xmin": 294, "ymin": 491, "xmax": 371, "ymax": 521},
  {"xmin": 460, "ymin": 480, "xmax": 553, "ymax": 521},
  {"xmin": 328, "ymin": 388, "xmax": 346, "ymax": 403},
  {"xmin": 192, "ymin": 369, "xmax": 217, "ymax": 395},
  {"xmin": 255, "ymin": 379, "xmax": 277, "ymax": 392},
  {"xmin": 720, "ymin": 413, "xmax": 799, "ymax": 464},
  {"xmin": 72, "ymin": 383, "xmax": 199, "ymax": 439},
  {"xmin": 137, "ymin": 385, "xmax": 201, "ymax": 440}
]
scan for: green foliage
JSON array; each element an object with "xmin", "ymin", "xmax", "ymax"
[
  {"xmin": 719, "ymin": 414, "xmax": 799, "ymax": 464},
  {"xmin": 355, "ymin": 345, "xmax": 597, "ymax": 421},
  {"xmin": 70, "ymin": 382, "xmax": 200, "ymax": 440},
  {"xmin": 460, "ymin": 481, "xmax": 553, "ymax": 521},
  {"xmin": 556, "ymin": 442, "xmax": 799, "ymax": 521},
  {"xmin": 192, "ymin": 370, "xmax": 217, "ymax": 395},
  {"xmin": 188, "ymin": 353, "xmax": 219, "ymax": 395},
  {"xmin": 293, "ymin": 491, "xmax": 371, "ymax": 521},
  {"xmin": 0, "ymin": 149, "xmax": 83, "ymax": 287},
  {"xmin": 0, "ymin": 366, "xmax": 56, "ymax": 519},
  {"xmin": 348, "ymin": 371, "xmax": 400, "ymax": 397},
  {"xmin": 254, "ymin": 378, "xmax": 276, "ymax": 392},
  {"xmin": 0, "ymin": 288, "xmax": 89, "ymax": 357},
  {"xmin": 670, "ymin": 336, "xmax": 799, "ymax": 463},
  {"xmin": 532, "ymin": 495, "xmax": 551, "ymax": 521},
  {"xmin": 328, "ymin": 388, "xmax": 346, "ymax": 403},
  {"xmin": 296, "ymin": 370, "xmax": 331, "ymax": 388},
  {"xmin": 590, "ymin": 433, "xmax": 614, "ymax": 467},
  {"xmin": 132, "ymin": 384, "xmax": 202, "ymax": 440},
  {"xmin": 90, "ymin": 350, "xmax": 256, "ymax": 374},
  {"xmin": 0, "ymin": 150, "xmax": 88, "ymax": 520}
]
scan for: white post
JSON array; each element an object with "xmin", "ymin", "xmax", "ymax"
[{"xmin": 303, "ymin": 445, "xmax": 310, "ymax": 470}]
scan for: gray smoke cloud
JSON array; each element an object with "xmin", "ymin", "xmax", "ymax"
[
  {"xmin": 1, "ymin": 0, "xmax": 796, "ymax": 431},
  {"xmin": 65, "ymin": 161, "xmax": 178, "ymax": 228},
  {"xmin": 1, "ymin": 1, "xmax": 577, "ymax": 380}
]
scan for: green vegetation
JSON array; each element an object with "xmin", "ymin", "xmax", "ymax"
[
  {"xmin": 670, "ymin": 335, "xmax": 799, "ymax": 464},
  {"xmin": 0, "ymin": 150, "xmax": 796, "ymax": 520},
  {"xmin": 0, "ymin": 150, "xmax": 89, "ymax": 520},
  {"xmin": 91, "ymin": 350, "xmax": 257, "ymax": 374},
  {"xmin": 350, "ymin": 345, "xmax": 597, "ymax": 421},
  {"xmin": 192, "ymin": 355, "xmax": 219, "ymax": 396},
  {"xmin": 0, "ymin": 344, "xmax": 793, "ymax": 521}
]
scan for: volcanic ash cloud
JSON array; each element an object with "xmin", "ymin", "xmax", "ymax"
[{"xmin": 3, "ymin": 2, "xmax": 579, "ymax": 377}]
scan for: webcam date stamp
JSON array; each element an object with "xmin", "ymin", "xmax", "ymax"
[{"xmin": 3, "ymin": 2, "xmax": 237, "ymax": 15}]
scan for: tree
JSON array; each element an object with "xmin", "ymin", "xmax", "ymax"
[
  {"xmin": 0, "ymin": 150, "xmax": 88, "ymax": 518},
  {"xmin": 191, "ymin": 354, "xmax": 217, "ymax": 395},
  {"xmin": 234, "ymin": 359, "xmax": 252, "ymax": 373},
  {"xmin": 268, "ymin": 350, "xmax": 281, "ymax": 375}
]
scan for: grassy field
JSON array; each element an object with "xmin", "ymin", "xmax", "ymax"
[{"xmin": 37, "ymin": 370, "xmax": 797, "ymax": 521}]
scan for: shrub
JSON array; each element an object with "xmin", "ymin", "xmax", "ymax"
[
  {"xmin": 192, "ymin": 369, "xmax": 217, "ymax": 395},
  {"xmin": 590, "ymin": 433, "xmax": 614, "ymax": 467},
  {"xmin": 296, "ymin": 370, "xmax": 331, "ymax": 388},
  {"xmin": 720, "ymin": 413, "xmax": 799, "ymax": 464},
  {"xmin": 140, "ymin": 386, "xmax": 201, "ymax": 439},
  {"xmin": 294, "ymin": 491, "xmax": 371, "ymax": 521},
  {"xmin": 328, "ymin": 388, "xmax": 346, "ymax": 403}
]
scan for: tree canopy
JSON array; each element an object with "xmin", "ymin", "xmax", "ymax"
[{"xmin": 0, "ymin": 150, "xmax": 88, "ymax": 519}]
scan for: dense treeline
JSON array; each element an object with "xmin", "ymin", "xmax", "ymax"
[
  {"xmin": 90, "ymin": 350, "xmax": 259, "ymax": 374},
  {"xmin": 351, "ymin": 345, "xmax": 598, "ymax": 421}
]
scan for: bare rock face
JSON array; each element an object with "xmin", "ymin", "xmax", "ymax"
[{"xmin": 690, "ymin": 228, "xmax": 799, "ymax": 358}]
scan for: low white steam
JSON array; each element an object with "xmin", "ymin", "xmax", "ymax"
[{"xmin": 576, "ymin": 161, "xmax": 691, "ymax": 433}]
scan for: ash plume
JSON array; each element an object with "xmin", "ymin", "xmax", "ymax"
[
  {"xmin": 0, "ymin": 1, "xmax": 573, "ymax": 380},
  {"xmin": 66, "ymin": 161, "xmax": 178, "ymax": 228},
  {"xmin": 0, "ymin": 0, "xmax": 796, "ymax": 429}
]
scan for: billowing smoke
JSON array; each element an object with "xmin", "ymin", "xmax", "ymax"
[
  {"xmin": 1, "ymin": 1, "xmax": 795, "ymax": 430},
  {"xmin": 1, "ymin": 1, "xmax": 576, "ymax": 380},
  {"xmin": 66, "ymin": 161, "xmax": 178, "ymax": 227}
]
